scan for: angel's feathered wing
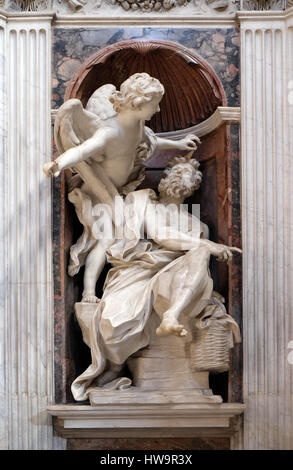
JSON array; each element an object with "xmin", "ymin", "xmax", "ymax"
[
  {"xmin": 54, "ymin": 84, "xmax": 117, "ymax": 154},
  {"xmin": 54, "ymin": 84, "xmax": 119, "ymax": 203},
  {"xmin": 86, "ymin": 84, "xmax": 117, "ymax": 120},
  {"xmin": 54, "ymin": 85, "xmax": 119, "ymax": 277}
]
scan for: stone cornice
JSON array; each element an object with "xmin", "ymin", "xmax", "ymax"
[
  {"xmin": 237, "ymin": 6, "xmax": 293, "ymax": 20},
  {"xmin": 0, "ymin": 9, "xmax": 55, "ymax": 20},
  {"xmin": 237, "ymin": 5, "xmax": 293, "ymax": 27},
  {"xmin": 156, "ymin": 107, "xmax": 240, "ymax": 140},
  {"xmin": 48, "ymin": 402, "xmax": 246, "ymax": 439},
  {"xmin": 0, "ymin": 11, "xmax": 7, "ymax": 21},
  {"xmin": 53, "ymin": 14, "xmax": 237, "ymax": 27}
]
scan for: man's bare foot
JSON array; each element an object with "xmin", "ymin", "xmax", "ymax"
[
  {"xmin": 82, "ymin": 294, "xmax": 99, "ymax": 303},
  {"xmin": 156, "ymin": 315, "xmax": 187, "ymax": 337}
]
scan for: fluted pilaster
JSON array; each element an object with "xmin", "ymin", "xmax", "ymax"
[
  {"xmin": 0, "ymin": 12, "xmax": 7, "ymax": 450},
  {"xmin": 239, "ymin": 9, "xmax": 293, "ymax": 449},
  {"xmin": 0, "ymin": 14, "xmax": 65, "ymax": 450}
]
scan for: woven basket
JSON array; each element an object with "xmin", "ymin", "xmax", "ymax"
[{"xmin": 190, "ymin": 319, "xmax": 233, "ymax": 373}]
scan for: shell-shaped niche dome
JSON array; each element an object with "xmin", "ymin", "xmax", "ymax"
[{"xmin": 66, "ymin": 40, "xmax": 225, "ymax": 134}]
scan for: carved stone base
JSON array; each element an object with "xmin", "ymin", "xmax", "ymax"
[
  {"xmin": 48, "ymin": 402, "xmax": 245, "ymax": 438},
  {"xmin": 89, "ymin": 388, "xmax": 222, "ymax": 406},
  {"xmin": 127, "ymin": 312, "xmax": 218, "ymax": 398},
  {"xmin": 75, "ymin": 303, "xmax": 223, "ymax": 400}
]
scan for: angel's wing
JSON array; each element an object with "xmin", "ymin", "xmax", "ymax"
[
  {"xmin": 54, "ymin": 84, "xmax": 117, "ymax": 154},
  {"xmin": 54, "ymin": 99, "xmax": 100, "ymax": 154},
  {"xmin": 54, "ymin": 86, "xmax": 120, "ymax": 210},
  {"xmin": 86, "ymin": 84, "xmax": 117, "ymax": 120}
]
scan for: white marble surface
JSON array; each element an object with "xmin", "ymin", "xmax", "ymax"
[
  {"xmin": 52, "ymin": 0, "xmax": 237, "ymax": 17},
  {"xmin": 48, "ymin": 402, "xmax": 245, "ymax": 438},
  {"xmin": 239, "ymin": 8, "xmax": 293, "ymax": 450},
  {"xmin": 0, "ymin": 16, "xmax": 7, "ymax": 451},
  {"xmin": 64, "ymin": 150, "xmax": 241, "ymax": 401},
  {"xmin": 0, "ymin": 14, "xmax": 65, "ymax": 450},
  {"xmin": 0, "ymin": 5, "xmax": 292, "ymax": 450},
  {"xmin": 156, "ymin": 106, "xmax": 241, "ymax": 140}
]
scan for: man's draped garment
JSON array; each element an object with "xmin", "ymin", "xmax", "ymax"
[{"xmin": 71, "ymin": 189, "xmax": 213, "ymax": 401}]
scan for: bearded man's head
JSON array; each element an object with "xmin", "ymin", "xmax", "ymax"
[{"xmin": 158, "ymin": 155, "xmax": 202, "ymax": 200}]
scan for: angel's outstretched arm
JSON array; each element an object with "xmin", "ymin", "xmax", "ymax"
[
  {"xmin": 58, "ymin": 128, "xmax": 113, "ymax": 170},
  {"xmin": 44, "ymin": 128, "xmax": 113, "ymax": 177},
  {"xmin": 155, "ymin": 133, "xmax": 201, "ymax": 152},
  {"xmin": 139, "ymin": 127, "xmax": 199, "ymax": 162}
]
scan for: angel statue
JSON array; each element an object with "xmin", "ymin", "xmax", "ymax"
[{"xmin": 44, "ymin": 73, "xmax": 200, "ymax": 303}]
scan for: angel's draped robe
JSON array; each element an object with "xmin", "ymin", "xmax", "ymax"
[{"xmin": 71, "ymin": 189, "xmax": 213, "ymax": 401}]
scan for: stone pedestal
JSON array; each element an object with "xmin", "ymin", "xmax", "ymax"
[
  {"xmin": 75, "ymin": 303, "xmax": 222, "ymax": 404},
  {"xmin": 48, "ymin": 402, "xmax": 245, "ymax": 438},
  {"xmin": 127, "ymin": 313, "xmax": 219, "ymax": 399},
  {"xmin": 55, "ymin": 305, "xmax": 243, "ymax": 439}
]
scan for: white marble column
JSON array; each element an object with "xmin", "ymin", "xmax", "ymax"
[
  {"xmin": 0, "ymin": 12, "xmax": 7, "ymax": 450},
  {"xmin": 0, "ymin": 13, "xmax": 65, "ymax": 450},
  {"xmin": 239, "ymin": 9, "xmax": 293, "ymax": 449}
]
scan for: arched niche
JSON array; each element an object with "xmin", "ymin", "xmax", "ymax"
[
  {"xmin": 65, "ymin": 39, "xmax": 225, "ymax": 132},
  {"xmin": 54, "ymin": 40, "xmax": 239, "ymax": 405}
]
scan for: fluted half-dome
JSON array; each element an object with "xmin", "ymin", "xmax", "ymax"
[{"xmin": 66, "ymin": 40, "xmax": 225, "ymax": 134}]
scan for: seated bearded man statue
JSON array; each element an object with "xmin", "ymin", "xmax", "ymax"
[{"xmin": 71, "ymin": 154, "xmax": 241, "ymax": 402}]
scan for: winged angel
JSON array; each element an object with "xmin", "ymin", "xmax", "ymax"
[{"xmin": 44, "ymin": 73, "xmax": 200, "ymax": 302}]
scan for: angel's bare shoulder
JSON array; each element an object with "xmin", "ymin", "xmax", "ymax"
[{"xmin": 91, "ymin": 119, "xmax": 120, "ymax": 139}]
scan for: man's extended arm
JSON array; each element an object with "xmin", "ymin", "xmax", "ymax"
[{"xmin": 144, "ymin": 204, "xmax": 241, "ymax": 262}]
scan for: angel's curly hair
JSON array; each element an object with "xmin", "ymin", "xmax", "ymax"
[{"xmin": 110, "ymin": 73, "xmax": 164, "ymax": 112}]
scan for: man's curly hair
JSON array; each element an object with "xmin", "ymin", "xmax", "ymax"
[{"xmin": 158, "ymin": 155, "xmax": 202, "ymax": 199}]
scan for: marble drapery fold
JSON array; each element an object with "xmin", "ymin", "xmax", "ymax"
[{"xmin": 71, "ymin": 189, "xmax": 214, "ymax": 401}]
